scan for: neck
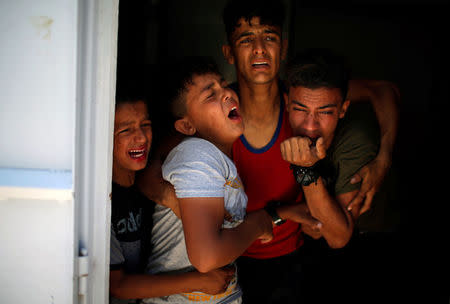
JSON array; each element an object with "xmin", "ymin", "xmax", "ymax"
[
  {"xmin": 216, "ymin": 141, "xmax": 234, "ymax": 159},
  {"xmin": 112, "ymin": 169, "xmax": 135, "ymax": 187},
  {"xmin": 238, "ymin": 78, "xmax": 281, "ymax": 125}
]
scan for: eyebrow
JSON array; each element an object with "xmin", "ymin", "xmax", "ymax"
[
  {"xmin": 292, "ymin": 100, "xmax": 338, "ymax": 109},
  {"xmin": 235, "ymin": 28, "xmax": 281, "ymax": 40},
  {"xmin": 200, "ymin": 82, "xmax": 214, "ymax": 93},
  {"xmin": 200, "ymin": 77, "xmax": 225, "ymax": 93},
  {"xmin": 116, "ymin": 117, "xmax": 150, "ymax": 129}
]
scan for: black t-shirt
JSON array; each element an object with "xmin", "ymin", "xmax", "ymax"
[{"xmin": 110, "ymin": 182, "xmax": 155, "ymax": 273}]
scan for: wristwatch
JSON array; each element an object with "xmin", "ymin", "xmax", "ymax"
[
  {"xmin": 290, "ymin": 164, "xmax": 321, "ymax": 186},
  {"xmin": 264, "ymin": 201, "xmax": 286, "ymax": 226}
]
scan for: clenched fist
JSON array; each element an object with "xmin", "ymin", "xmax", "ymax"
[{"xmin": 280, "ymin": 136, "xmax": 326, "ymax": 167}]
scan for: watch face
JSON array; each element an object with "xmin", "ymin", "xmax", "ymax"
[{"xmin": 291, "ymin": 165, "xmax": 319, "ymax": 186}]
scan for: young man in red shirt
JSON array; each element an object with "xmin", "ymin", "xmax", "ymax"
[{"xmin": 221, "ymin": 0, "xmax": 399, "ymax": 302}]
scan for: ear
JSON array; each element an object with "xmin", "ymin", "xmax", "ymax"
[
  {"xmin": 222, "ymin": 44, "xmax": 235, "ymax": 65},
  {"xmin": 174, "ymin": 117, "xmax": 196, "ymax": 136},
  {"xmin": 281, "ymin": 39, "xmax": 289, "ymax": 61},
  {"xmin": 339, "ymin": 100, "xmax": 351, "ymax": 119}
]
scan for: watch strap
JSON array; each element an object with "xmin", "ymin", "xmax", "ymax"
[{"xmin": 264, "ymin": 201, "xmax": 286, "ymax": 226}]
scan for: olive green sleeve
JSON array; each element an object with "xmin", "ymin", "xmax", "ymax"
[{"xmin": 329, "ymin": 103, "xmax": 380, "ymax": 195}]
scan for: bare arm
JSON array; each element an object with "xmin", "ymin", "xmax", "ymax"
[
  {"xmin": 109, "ymin": 266, "xmax": 235, "ymax": 299},
  {"xmin": 347, "ymin": 80, "xmax": 400, "ymax": 214},
  {"xmin": 348, "ymin": 79, "xmax": 399, "ymax": 160},
  {"xmin": 301, "ymin": 178, "xmax": 358, "ymax": 248},
  {"xmin": 280, "ymin": 136, "xmax": 357, "ymax": 247},
  {"xmin": 179, "ymin": 197, "xmax": 273, "ymax": 273}
]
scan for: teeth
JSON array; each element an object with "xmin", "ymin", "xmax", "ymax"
[
  {"xmin": 129, "ymin": 149, "xmax": 145, "ymax": 158},
  {"xmin": 253, "ymin": 62, "xmax": 268, "ymax": 65},
  {"xmin": 231, "ymin": 106, "xmax": 237, "ymax": 111}
]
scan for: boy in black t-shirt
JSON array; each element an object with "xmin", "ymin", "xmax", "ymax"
[{"xmin": 109, "ymin": 91, "xmax": 235, "ymax": 303}]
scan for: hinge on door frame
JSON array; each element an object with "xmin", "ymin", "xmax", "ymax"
[{"xmin": 78, "ymin": 247, "xmax": 89, "ymax": 297}]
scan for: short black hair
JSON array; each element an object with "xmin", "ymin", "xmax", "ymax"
[
  {"xmin": 286, "ymin": 48, "xmax": 351, "ymax": 100},
  {"xmin": 222, "ymin": 0, "xmax": 285, "ymax": 43},
  {"xmin": 166, "ymin": 56, "xmax": 221, "ymax": 119}
]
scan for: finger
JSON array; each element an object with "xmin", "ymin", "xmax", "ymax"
[
  {"xmin": 280, "ymin": 141, "xmax": 287, "ymax": 160},
  {"xmin": 298, "ymin": 137, "xmax": 313, "ymax": 165},
  {"xmin": 314, "ymin": 137, "xmax": 326, "ymax": 159},
  {"xmin": 259, "ymin": 233, "xmax": 274, "ymax": 243},
  {"xmin": 359, "ymin": 191, "xmax": 375, "ymax": 215},
  {"xmin": 347, "ymin": 192, "xmax": 364, "ymax": 212},
  {"xmin": 290, "ymin": 137, "xmax": 301, "ymax": 163},
  {"xmin": 281, "ymin": 140, "xmax": 291, "ymax": 162},
  {"xmin": 350, "ymin": 173, "xmax": 362, "ymax": 184}
]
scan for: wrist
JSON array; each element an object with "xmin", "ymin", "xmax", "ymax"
[
  {"xmin": 264, "ymin": 201, "xmax": 286, "ymax": 226},
  {"xmin": 290, "ymin": 163, "xmax": 321, "ymax": 187}
]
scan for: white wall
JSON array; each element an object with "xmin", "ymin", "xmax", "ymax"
[
  {"xmin": 0, "ymin": 196, "xmax": 74, "ymax": 303},
  {"xmin": 0, "ymin": 0, "xmax": 77, "ymax": 170},
  {"xmin": 0, "ymin": 0, "xmax": 77, "ymax": 303},
  {"xmin": 0, "ymin": 0, "xmax": 119, "ymax": 303}
]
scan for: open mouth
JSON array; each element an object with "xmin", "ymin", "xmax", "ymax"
[
  {"xmin": 128, "ymin": 148, "xmax": 146, "ymax": 159},
  {"xmin": 228, "ymin": 106, "xmax": 240, "ymax": 120},
  {"xmin": 252, "ymin": 61, "xmax": 269, "ymax": 68}
]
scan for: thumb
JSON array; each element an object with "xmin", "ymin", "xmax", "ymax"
[{"xmin": 315, "ymin": 137, "xmax": 326, "ymax": 159}]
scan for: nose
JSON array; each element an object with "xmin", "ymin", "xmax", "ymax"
[
  {"xmin": 252, "ymin": 37, "xmax": 266, "ymax": 55},
  {"xmin": 302, "ymin": 112, "xmax": 320, "ymax": 134},
  {"xmin": 222, "ymin": 87, "xmax": 236, "ymax": 104},
  {"xmin": 134, "ymin": 128, "xmax": 147, "ymax": 143}
]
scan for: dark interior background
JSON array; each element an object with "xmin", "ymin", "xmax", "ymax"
[{"xmin": 116, "ymin": 0, "xmax": 449, "ymax": 301}]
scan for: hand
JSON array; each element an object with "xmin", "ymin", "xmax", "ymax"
[
  {"xmin": 198, "ymin": 265, "xmax": 236, "ymax": 295},
  {"xmin": 280, "ymin": 137, "xmax": 326, "ymax": 167},
  {"xmin": 254, "ymin": 209, "xmax": 274, "ymax": 244},
  {"xmin": 301, "ymin": 223, "xmax": 323, "ymax": 239},
  {"xmin": 346, "ymin": 155, "xmax": 391, "ymax": 216}
]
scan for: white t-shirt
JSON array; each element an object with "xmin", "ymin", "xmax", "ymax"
[{"xmin": 143, "ymin": 137, "xmax": 246, "ymax": 304}]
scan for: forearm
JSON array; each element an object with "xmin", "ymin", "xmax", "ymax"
[
  {"xmin": 185, "ymin": 209, "xmax": 271, "ymax": 272},
  {"xmin": 302, "ymin": 177, "xmax": 354, "ymax": 248},
  {"xmin": 348, "ymin": 80, "xmax": 399, "ymax": 161},
  {"xmin": 110, "ymin": 271, "xmax": 210, "ymax": 299}
]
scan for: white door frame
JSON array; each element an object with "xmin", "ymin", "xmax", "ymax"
[{"xmin": 74, "ymin": 0, "xmax": 119, "ymax": 303}]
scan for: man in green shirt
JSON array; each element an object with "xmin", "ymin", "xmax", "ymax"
[{"xmin": 280, "ymin": 48, "xmax": 380, "ymax": 247}]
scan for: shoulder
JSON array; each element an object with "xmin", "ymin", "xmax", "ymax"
[
  {"xmin": 166, "ymin": 137, "xmax": 223, "ymax": 163},
  {"xmin": 162, "ymin": 137, "xmax": 231, "ymax": 180},
  {"xmin": 332, "ymin": 103, "xmax": 380, "ymax": 155}
]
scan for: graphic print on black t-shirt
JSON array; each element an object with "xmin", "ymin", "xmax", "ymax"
[{"xmin": 111, "ymin": 183, "xmax": 155, "ymax": 273}]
